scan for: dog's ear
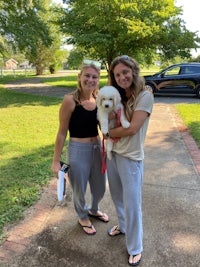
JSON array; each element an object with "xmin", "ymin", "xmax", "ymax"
[
  {"xmin": 114, "ymin": 93, "xmax": 120, "ymax": 106},
  {"xmin": 96, "ymin": 93, "xmax": 101, "ymax": 107},
  {"xmin": 113, "ymin": 95, "xmax": 117, "ymax": 106}
]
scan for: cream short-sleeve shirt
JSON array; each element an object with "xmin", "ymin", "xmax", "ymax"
[{"xmin": 112, "ymin": 90, "xmax": 154, "ymax": 160}]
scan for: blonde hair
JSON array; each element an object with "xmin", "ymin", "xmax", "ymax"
[{"xmin": 71, "ymin": 62, "xmax": 100, "ymax": 104}]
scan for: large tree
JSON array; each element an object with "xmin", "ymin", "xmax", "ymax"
[
  {"xmin": 26, "ymin": 1, "xmax": 67, "ymax": 75},
  {"xmin": 60, "ymin": 0, "xmax": 200, "ymax": 69},
  {"xmin": 0, "ymin": 0, "xmax": 67, "ymax": 75},
  {"xmin": 0, "ymin": 0, "xmax": 52, "ymax": 58}
]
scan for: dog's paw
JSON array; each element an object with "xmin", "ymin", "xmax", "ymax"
[
  {"xmin": 101, "ymin": 126, "xmax": 109, "ymax": 134},
  {"xmin": 107, "ymin": 151, "xmax": 112, "ymax": 160},
  {"xmin": 106, "ymin": 140, "xmax": 113, "ymax": 160},
  {"xmin": 121, "ymin": 121, "xmax": 130, "ymax": 128}
]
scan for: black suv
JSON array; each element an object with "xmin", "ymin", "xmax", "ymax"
[{"xmin": 144, "ymin": 63, "xmax": 200, "ymax": 98}]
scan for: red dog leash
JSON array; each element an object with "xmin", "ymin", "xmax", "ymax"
[{"xmin": 101, "ymin": 137, "xmax": 107, "ymax": 174}]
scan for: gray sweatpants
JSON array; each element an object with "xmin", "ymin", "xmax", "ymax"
[
  {"xmin": 68, "ymin": 140, "xmax": 106, "ymax": 220},
  {"xmin": 107, "ymin": 152, "xmax": 143, "ymax": 256}
]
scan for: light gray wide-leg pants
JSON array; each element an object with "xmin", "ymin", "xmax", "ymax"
[
  {"xmin": 68, "ymin": 140, "xmax": 106, "ymax": 220},
  {"xmin": 107, "ymin": 152, "xmax": 143, "ymax": 256}
]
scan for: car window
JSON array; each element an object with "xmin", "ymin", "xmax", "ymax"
[
  {"xmin": 182, "ymin": 67, "xmax": 191, "ymax": 74},
  {"xmin": 180, "ymin": 66, "xmax": 200, "ymax": 74},
  {"xmin": 164, "ymin": 66, "xmax": 180, "ymax": 76},
  {"xmin": 187, "ymin": 66, "xmax": 200, "ymax": 74}
]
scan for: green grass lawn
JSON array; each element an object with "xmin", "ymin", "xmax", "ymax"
[
  {"xmin": 41, "ymin": 70, "xmax": 154, "ymax": 88},
  {"xmin": 0, "ymin": 71, "xmax": 199, "ymax": 242},
  {"xmin": 42, "ymin": 71, "xmax": 109, "ymax": 88},
  {"xmin": 0, "ymin": 85, "xmax": 64, "ymax": 241},
  {"xmin": 175, "ymin": 103, "xmax": 200, "ymax": 147}
]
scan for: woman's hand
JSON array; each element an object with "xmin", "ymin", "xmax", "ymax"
[
  {"xmin": 51, "ymin": 161, "xmax": 61, "ymax": 179},
  {"xmin": 108, "ymin": 111, "xmax": 117, "ymax": 120}
]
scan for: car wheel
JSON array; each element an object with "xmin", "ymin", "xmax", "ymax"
[{"xmin": 197, "ymin": 87, "xmax": 200, "ymax": 98}]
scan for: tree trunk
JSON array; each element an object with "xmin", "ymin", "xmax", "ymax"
[{"xmin": 35, "ymin": 65, "xmax": 45, "ymax": 75}]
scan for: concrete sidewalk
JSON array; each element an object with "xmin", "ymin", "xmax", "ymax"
[{"xmin": 0, "ymin": 102, "xmax": 200, "ymax": 267}]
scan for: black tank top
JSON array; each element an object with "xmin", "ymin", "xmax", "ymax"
[{"xmin": 69, "ymin": 104, "xmax": 98, "ymax": 138}]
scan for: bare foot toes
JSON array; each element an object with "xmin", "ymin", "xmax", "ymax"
[
  {"xmin": 128, "ymin": 254, "xmax": 142, "ymax": 266},
  {"xmin": 78, "ymin": 220, "xmax": 96, "ymax": 235}
]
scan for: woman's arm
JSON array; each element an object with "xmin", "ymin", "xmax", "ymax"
[
  {"xmin": 109, "ymin": 110, "xmax": 149, "ymax": 138},
  {"xmin": 51, "ymin": 95, "xmax": 75, "ymax": 176}
]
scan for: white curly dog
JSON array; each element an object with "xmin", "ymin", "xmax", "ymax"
[{"xmin": 96, "ymin": 85, "xmax": 130, "ymax": 160}]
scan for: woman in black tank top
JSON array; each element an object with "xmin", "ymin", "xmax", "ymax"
[{"xmin": 51, "ymin": 60, "xmax": 109, "ymax": 235}]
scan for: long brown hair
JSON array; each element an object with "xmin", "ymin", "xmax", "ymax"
[{"xmin": 109, "ymin": 56, "xmax": 145, "ymax": 109}]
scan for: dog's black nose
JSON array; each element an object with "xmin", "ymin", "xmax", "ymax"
[{"xmin": 105, "ymin": 105, "xmax": 109, "ymax": 108}]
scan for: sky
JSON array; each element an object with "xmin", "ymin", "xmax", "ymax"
[
  {"xmin": 176, "ymin": 0, "xmax": 200, "ymax": 56},
  {"xmin": 176, "ymin": 0, "xmax": 200, "ymax": 33}
]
